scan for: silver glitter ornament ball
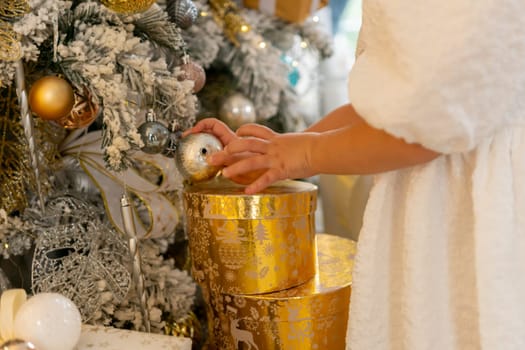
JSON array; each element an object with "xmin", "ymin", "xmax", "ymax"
[
  {"xmin": 166, "ymin": 0, "xmax": 198, "ymax": 29},
  {"xmin": 219, "ymin": 93, "xmax": 257, "ymax": 130},
  {"xmin": 1, "ymin": 339, "xmax": 37, "ymax": 350},
  {"xmin": 175, "ymin": 133, "xmax": 223, "ymax": 182},
  {"xmin": 138, "ymin": 111, "xmax": 170, "ymax": 154}
]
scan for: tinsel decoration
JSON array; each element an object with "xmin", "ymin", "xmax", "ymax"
[
  {"xmin": 0, "ymin": 0, "xmax": 29, "ymax": 62},
  {"xmin": 166, "ymin": 0, "xmax": 198, "ymax": 30},
  {"xmin": 31, "ymin": 194, "xmax": 131, "ymax": 323},
  {"xmin": 208, "ymin": 0, "xmax": 251, "ymax": 46},
  {"xmin": 99, "ymin": 0, "xmax": 157, "ymax": 14},
  {"xmin": 120, "ymin": 193, "xmax": 151, "ymax": 333},
  {"xmin": 0, "ymin": 87, "xmax": 30, "ymax": 214},
  {"xmin": 0, "ymin": 22, "xmax": 21, "ymax": 62}
]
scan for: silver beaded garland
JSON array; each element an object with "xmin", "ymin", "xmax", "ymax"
[
  {"xmin": 175, "ymin": 133, "xmax": 223, "ymax": 182},
  {"xmin": 166, "ymin": 0, "xmax": 198, "ymax": 30},
  {"xmin": 138, "ymin": 110, "xmax": 170, "ymax": 154}
]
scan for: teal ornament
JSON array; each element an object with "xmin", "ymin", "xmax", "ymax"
[{"xmin": 280, "ymin": 54, "xmax": 301, "ymax": 87}]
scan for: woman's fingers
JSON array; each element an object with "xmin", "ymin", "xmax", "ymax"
[
  {"xmin": 182, "ymin": 118, "xmax": 236, "ymax": 145},
  {"xmin": 225, "ymin": 137, "xmax": 269, "ymax": 155},
  {"xmin": 236, "ymin": 123, "xmax": 275, "ymax": 139},
  {"xmin": 221, "ymin": 154, "xmax": 269, "ymax": 179},
  {"xmin": 245, "ymin": 169, "xmax": 282, "ymax": 194}
]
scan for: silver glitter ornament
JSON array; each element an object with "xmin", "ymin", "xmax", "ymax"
[
  {"xmin": 0, "ymin": 339, "xmax": 37, "ymax": 350},
  {"xmin": 219, "ymin": 93, "xmax": 257, "ymax": 130},
  {"xmin": 138, "ymin": 110, "xmax": 170, "ymax": 154},
  {"xmin": 31, "ymin": 195, "xmax": 131, "ymax": 322},
  {"xmin": 175, "ymin": 133, "xmax": 223, "ymax": 182},
  {"xmin": 166, "ymin": 0, "xmax": 198, "ymax": 29}
]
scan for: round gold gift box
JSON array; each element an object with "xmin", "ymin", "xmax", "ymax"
[
  {"xmin": 202, "ymin": 233, "xmax": 356, "ymax": 350},
  {"xmin": 184, "ymin": 179, "xmax": 318, "ymax": 295}
]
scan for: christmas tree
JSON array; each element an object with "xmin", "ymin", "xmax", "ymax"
[{"xmin": 0, "ymin": 0, "xmax": 332, "ymax": 345}]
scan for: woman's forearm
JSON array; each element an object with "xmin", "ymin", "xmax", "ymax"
[
  {"xmin": 305, "ymin": 104, "xmax": 361, "ymax": 132},
  {"xmin": 308, "ymin": 105, "xmax": 440, "ymax": 175}
]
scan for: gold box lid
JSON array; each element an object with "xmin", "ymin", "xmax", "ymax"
[{"xmin": 184, "ymin": 178, "xmax": 317, "ymax": 219}]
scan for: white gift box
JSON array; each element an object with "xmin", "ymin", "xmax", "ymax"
[{"xmin": 75, "ymin": 325, "xmax": 192, "ymax": 350}]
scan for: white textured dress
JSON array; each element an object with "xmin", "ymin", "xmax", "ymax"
[{"xmin": 346, "ymin": 1, "xmax": 525, "ymax": 349}]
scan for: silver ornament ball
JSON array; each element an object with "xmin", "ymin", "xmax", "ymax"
[
  {"xmin": 175, "ymin": 133, "xmax": 223, "ymax": 182},
  {"xmin": 1, "ymin": 339, "xmax": 37, "ymax": 350},
  {"xmin": 167, "ymin": 0, "xmax": 198, "ymax": 29},
  {"xmin": 219, "ymin": 93, "xmax": 257, "ymax": 130},
  {"xmin": 138, "ymin": 120, "xmax": 170, "ymax": 154}
]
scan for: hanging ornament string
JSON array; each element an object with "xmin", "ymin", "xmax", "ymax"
[
  {"xmin": 14, "ymin": 61, "xmax": 45, "ymax": 213},
  {"xmin": 52, "ymin": 3, "xmax": 59, "ymax": 62}
]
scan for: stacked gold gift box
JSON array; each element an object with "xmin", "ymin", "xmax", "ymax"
[{"xmin": 184, "ymin": 179, "xmax": 356, "ymax": 349}]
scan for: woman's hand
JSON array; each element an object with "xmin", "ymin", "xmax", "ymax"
[
  {"xmin": 182, "ymin": 118, "xmax": 237, "ymax": 147},
  {"xmin": 209, "ymin": 123, "xmax": 319, "ymax": 194}
]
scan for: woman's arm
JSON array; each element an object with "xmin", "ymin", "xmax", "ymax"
[
  {"xmin": 308, "ymin": 104, "xmax": 440, "ymax": 175},
  {"xmin": 218, "ymin": 104, "xmax": 440, "ymax": 193},
  {"xmin": 305, "ymin": 104, "xmax": 362, "ymax": 132}
]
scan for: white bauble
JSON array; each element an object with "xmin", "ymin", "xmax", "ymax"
[
  {"xmin": 13, "ymin": 293, "xmax": 82, "ymax": 350},
  {"xmin": 219, "ymin": 93, "xmax": 256, "ymax": 130}
]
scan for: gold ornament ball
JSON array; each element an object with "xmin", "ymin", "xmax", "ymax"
[
  {"xmin": 29, "ymin": 76, "xmax": 75, "ymax": 121},
  {"xmin": 100, "ymin": 0, "xmax": 157, "ymax": 14}
]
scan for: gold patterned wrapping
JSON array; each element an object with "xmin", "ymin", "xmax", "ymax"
[
  {"xmin": 202, "ymin": 234, "xmax": 355, "ymax": 350},
  {"xmin": 184, "ymin": 179, "xmax": 318, "ymax": 295},
  {"xmin": 242, "ymin": 0, "xmax": 328, "ymax": 23}
]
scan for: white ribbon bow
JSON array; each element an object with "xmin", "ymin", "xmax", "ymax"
[
  {"xmin": 60, "ymin": 130, "xmax": 182, "ymax": 239},
  {"xmin": 0, "ymin": 289, "xmax": 27, "ymax": 343}
]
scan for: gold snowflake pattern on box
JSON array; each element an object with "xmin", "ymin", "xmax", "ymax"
[
  {"xmin": 184, "ymin": 179, "xmax": 318, "ymax": 295},
  {"xmin": 202, "ymin": 234, "xmax": 356, "ymax": 350}
]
